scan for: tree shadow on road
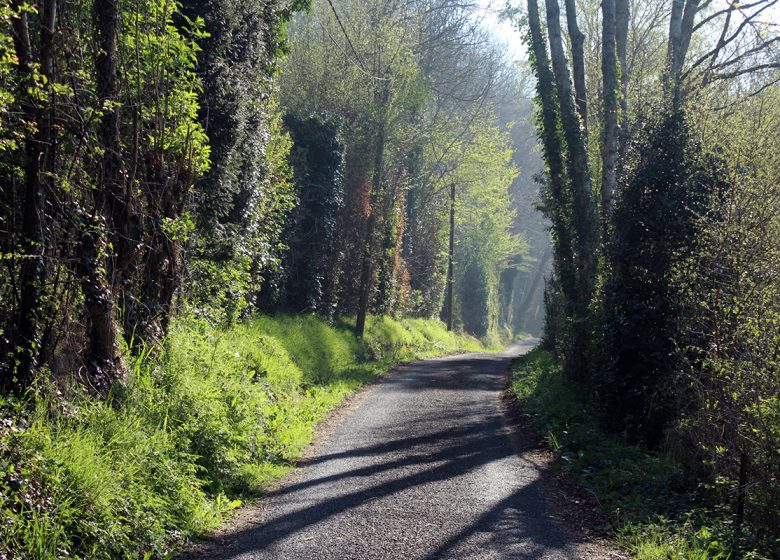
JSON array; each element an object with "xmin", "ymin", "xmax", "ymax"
[{"xmin": 178, "ymin": 350, "xmax": 576, "ymax": 559}]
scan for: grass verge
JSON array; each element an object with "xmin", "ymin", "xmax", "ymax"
[
  {"xmin": 0, "ymin": 315, "xmax": 483, "ymax": 560},
  {"xmin": 510, "ymin": 348, "xmax": 768, "ymax": 560}
]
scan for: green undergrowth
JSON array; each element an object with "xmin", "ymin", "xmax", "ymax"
[
  {"xmin": 510, "ymin": 348, "xmax": 768, "ymax": 560},
  {"xmin": 0, "ymin": 315, "xmax": 483, "ymax": 559}
]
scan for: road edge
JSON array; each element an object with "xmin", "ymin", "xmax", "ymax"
[{"xmin": 500, "ymin": 355, "xmax": 627, "ymax": 560}]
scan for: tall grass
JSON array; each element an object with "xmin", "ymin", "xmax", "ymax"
[{"xmin": 0, "ymin": 315, "xmax": 482, "ymax": 559}]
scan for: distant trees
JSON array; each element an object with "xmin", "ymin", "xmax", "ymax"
[{"xmin": 277, "ymin": 0, "xmax": 525, "ymax": 338}]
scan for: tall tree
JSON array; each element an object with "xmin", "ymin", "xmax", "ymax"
[
  {"xmin": 356, "ymin": 74, "xmax": 391, "ymax": 338},
  {"xmin": 615, "ymin": 0, "xmax": 629, "ymax": 157},
  {"xmin": 544, "ymin": 0, "xmax": 597, "ymax": 377},
  {"xmin": 8, "ymin": 0, "xmax": 54, "ymax": 386},
  {"xmin": 601, "ymin": 0, "xmax": 619, "ymax": 234},
  {"xmin": 563, "ymin": 0, "xmax": 587, "ymax": 130},
  {"xmin": 525, "ymin": 0, "xmax": 578, "ymax": 328},
  {"xmin": 85, "ymin": 0, "xmax": 128, "ymax": 385}
]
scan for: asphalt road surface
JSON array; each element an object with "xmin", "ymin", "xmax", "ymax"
[{"xmin": 193, "ymin": 341, "xmax": 578, "ymax": 560}]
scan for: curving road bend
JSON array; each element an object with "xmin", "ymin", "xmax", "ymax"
[{"xmin": 188, "ymin": 340, "xmax": 578, "ymax": 560}]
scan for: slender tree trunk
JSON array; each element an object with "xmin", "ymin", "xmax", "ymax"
[
  {"xmin": 356, "ymin": 78, "xmax": 391, "ymax": 338},
  {"xmin": 735, "ymin": 450, "xmax": 748, "ymax": 532},
  {"xmin": 88, "ymin": 0, "xmax": 127, "ymax": 384},
  {"xmin": 446, "ymin": 182, "xmax": 455, "ymax": 331},
  {"xmin": 616, "ymin": 0, "xmax": 630, "ymax": 157},
  {"xmin": 94, "ymin": 0, "xmax": 137, "ymax": 310},
  {"xmin": 564, "ymin": 0, "xmax": 587, "ymax": 132},
  {"xmin": 10, "ymin": 0, "xmax": 56, "ymax": 387},
  {"xmin": 355, "ymin": 211, "xmax": 375, "ymax": 338},
  {"xmin": 601, "ymin": 0, "xmax": 619, "ymax": 239}
]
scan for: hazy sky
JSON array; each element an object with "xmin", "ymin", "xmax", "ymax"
[
  {"xmin": 478, "ymin": 0, "xmax": 527, "ymax": 63},
  {"xmin": 477, "ymin": 0, "xmax": 780, "ymax": 66}
]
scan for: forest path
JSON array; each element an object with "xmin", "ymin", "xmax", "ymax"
[{"xmin": 184, "ymin": 340, "xmax": 578, "ymax": 559}]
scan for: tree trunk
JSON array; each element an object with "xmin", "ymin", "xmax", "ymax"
[
  {"xmin": 668, "ymin": 0, "xmax": 684, "ymax": 78},
  {"xmin": 678, "ymin": 0, "xmax": 700, "ymax": 79},
  {"xmin": 668, "ymin": 0, "xmax": 700, "ymax": 92},
  {"xmin": 446, "ymin": 182, "xmax": 455, "ymax": 331},
  {"xmin": 79, "ymin": 217, "xmax": 125, "ymax": 395},
  {"xmin": 355, "ymin": 78, "xmax": 391, "ymax": 338},
  {"xmin": 544, "ymin": 0, "xmax": 596, "ymax": 300},
  {"xmin": 89, "ymin": 0, "xmax": 127, "ymax": 384},
  {"xmin": 526, "ymin": 0, "xmax": 578, "ymax": 312},
  {"xmin": 544, "ymin": 0, "xmax": 597, "ymax": 379},
  {"xmin": 9, "ymin": 0, "xmax": 56, "ymax": 387},
  {"xmin": 616, "ymin": 0, "xmax": 630, "ymax": 157},
  {"xmin": 564, "ymin": 0, "xmax": 587, "ymax": 132},
  {"xmin": 601, "ymin": 0, "xmax": 619, "ymax": 239},
  {"xmin": 94, "ymin": 0, "xmax": 138, "ymax": 316},
  {"xmin": 735, "ymin": 450, "xmax": 748, "ymax": 532},
  {"xmin": 355, "ymin": 211, "xmax": 375, "ymax": 339}
]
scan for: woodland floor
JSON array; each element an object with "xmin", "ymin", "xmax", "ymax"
[{"xmin": 180, "ymin": 341, "xmax": 622, "ymax": 560}]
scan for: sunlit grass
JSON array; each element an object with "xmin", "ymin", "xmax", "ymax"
[{"xmin": 0, "ymin": 314, "xmax": 484, "ymax": 559}]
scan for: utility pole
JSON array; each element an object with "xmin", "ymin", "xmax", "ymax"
[{"xmin": 446, "ymin": 183, "xmax": 455, "ymax": 331}]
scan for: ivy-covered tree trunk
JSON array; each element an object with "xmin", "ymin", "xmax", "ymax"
[
  {"xmin": 616, "ymin": 0, "xmax": 630, "ymax": 157},
  {"xmin": 544, "ymin": 0, "xmax": 597, "ymax": 379},
  {"xmin": 544, "ymin": 0, "xmax": 596, "ymax": 297},
  {"xmin": 79, "ymin": 217, "xmax": 125, "ymax": 392},
  {"xmin": 446, "ymin": 182, "xmax": 455, "ymax": 331},
  {"xmin": 563, "ymin": 0, "xmax": 587, "ymax": 133},
  {"xmin": 278, "ymin": 113, "xmax": 345, "ymax": 314},
  {"xmin": 526, "ymin": 0, "xmax": 578, "ymax": 322}
]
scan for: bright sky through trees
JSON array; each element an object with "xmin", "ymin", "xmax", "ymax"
[{"xmin": 479, "ymin": 0, "xmax": 527, "ymax": 62}]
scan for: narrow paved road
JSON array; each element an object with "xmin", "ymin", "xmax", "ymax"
[{"xmin": 193, "ymin": 341, "xmax": 577, "ymax": 559}]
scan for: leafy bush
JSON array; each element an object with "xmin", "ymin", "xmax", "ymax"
[{"xmin": 511, "ymin": 349, "xmax": 769, "ymax": 559}]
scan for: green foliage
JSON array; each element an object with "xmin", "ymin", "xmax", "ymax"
[
  {"xmin": 272, "ymin": 112, "xmax": 345, "ymax": 314},
  {"xmin": 121, "ymin": 0, "xmax": 211, "ymax": 176},
  {"xmin": 279, "ymin": 0, "xmax": 526, "ymax": 322},
  {"xmin": 597, "ymin": 107, "xmax": 721, "ymax": 444},
  {"xmin": 0, "ymin": 0, "xmax": 21, "ymax": 152},
  {"xmin": 670, "ymin": 88, "xmax": 780, "ymax": 555},
  {"xmin": 451, "ymin": 123, "xmax": 525, "ymax": 337},
  {"xmin": 0, "ymin": 314, "xmax": 482, "ymax": 559},
  {"xmin": 361, "ymin": 316, "xmax": 482, "ymax": 364},
  {"xmin": 511, "ymin": 349, "xmax": 768, "ymax": 560},
  {"xmin": 184, "ymin": 0, "xmax": 301, "ymax": 318}
]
